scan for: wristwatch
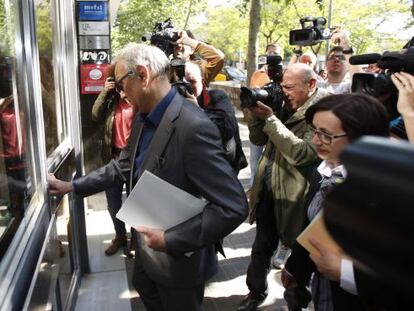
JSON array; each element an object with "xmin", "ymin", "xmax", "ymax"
[{"xmin": 342, "ymin": 47, "xmax": 354, "ymax": 55}]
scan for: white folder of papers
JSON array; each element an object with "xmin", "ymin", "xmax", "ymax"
[{"xmin": 116, "ymin": 170, "xmax": 206, "ymax": 230}]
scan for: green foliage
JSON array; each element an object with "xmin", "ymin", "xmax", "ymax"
[
  {"xmin": 0, "ymin": 0, "xmax": 14, "ymax": 56},
  {"xmin": 112, "ymin": 0, "xmax": 413, "ymax": 63},
  {"xmin": 35, "ymin": 1, "xmax": 53, "ymax": 58},
  {"xmin": 328, "ymin": 0, "xmax": 412, "ymax": 53},
  {"xmin": 194, "ymin": 6, "xmax": 249, "ymax": 61},
  {"xmin": 256, "ymin": 0, "xmax": 412, "ymax": 57},
  {"xmin": 112, "ymin": 0, "xmax": 208, "ymax": 53}
]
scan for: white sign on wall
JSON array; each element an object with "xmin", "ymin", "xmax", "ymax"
[{"xmin": 78, "ymin": 21, "xmax": 109, "ymax": 35}]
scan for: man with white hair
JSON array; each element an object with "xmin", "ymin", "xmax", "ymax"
[
  {"xmin": 238, "ymin": 63, "xmax": 328, "ymax": 311},
  {"xmin": 48, "ymin": 43, "xmax": 247, "ymax": 311}
]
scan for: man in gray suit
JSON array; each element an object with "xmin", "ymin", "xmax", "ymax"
[{"xmin": 49, "ymin": 43, "xmax": 248, "ymax": 311}]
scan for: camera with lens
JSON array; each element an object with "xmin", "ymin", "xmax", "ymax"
[
  {"xmin": 289, "ymin": 17, "xmax": 332, "ymax": 46},
  {"xmin": 170, "ymin": 58, "xmax": 193, "ymax": 96},
  {"xmin": 142, "ymin": 18, "xmax": 179, "ymax": 56},
  {"xmin": 350, "ymin": 47, "xmax": 414, "ymax": 119},
  {"xmin": 240, "ymin": 55, "xmax": 283, "ymax": 112}
]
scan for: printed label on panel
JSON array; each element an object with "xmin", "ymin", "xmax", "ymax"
[
  {"xmin": 78, "ymin": 1, "xmax": 109, "ymax": 21},
  {"xmin": 78, "ymin": 21, "xmax": 109, "ymax": 35},
  {"xmin": 78, "ymin": 36, "xmax": 110, "ymax": 49},
  {"xmin": 80, "ymin": 63, "xmax": 109, "ymax": 94}
]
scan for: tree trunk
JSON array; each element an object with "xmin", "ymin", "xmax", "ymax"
[
  {"xmin": 246, "ymin": 0, "xmax": 262, "ymax": 86},
  {"xmin": 412, "ymin": 0, "xmax": 414, "ymax": 19}
]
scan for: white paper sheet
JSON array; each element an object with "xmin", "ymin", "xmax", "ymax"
[{"xmin": 116, "ymin": 170, "xmax": 206, "ymax": 230}]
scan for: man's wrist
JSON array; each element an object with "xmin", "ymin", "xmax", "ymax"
[{"xmin": 183, "ymin": 37, "xmax": 199, "ymax": 49}]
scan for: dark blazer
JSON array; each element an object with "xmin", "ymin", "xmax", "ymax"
[
  {"xmin": 285, "ymin": 168, "xmax": 366, "ymax": 311},
  {"xmin": 204, "ymin": 89, "xmax": 247, "ymax": 172},
  {"xmin": 74, "ymin": 92, "xmax": 248, "ymax": 288}
]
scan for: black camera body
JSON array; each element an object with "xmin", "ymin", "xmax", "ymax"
[
  {"xmin": 240, "ymin": 55, "xmax": 283, "ymax": 111},
  {"xmin": 240, "ymin": 83, "xmax": 283, "ymax": 112},
  {"xmin": 289, "ymin": 17, "xmax": 332, "ymax": 46},
  {"xmin": 351, "ymin": 48, "xmax": 414, "ymax": 97},
  {"xmin": 351, "ymin": 47, "xmax": 414, "ymax": 121},
  {"xmin": 259, "ymin": 55, "xmax": 283, "ymax": 83},
  {"xmin": 142, "ymin": 18, "xmax": 179, "ymax": 56},
  {"xmin": 170, "ymin": 58, "xmax": 193, "ymax": 96}
]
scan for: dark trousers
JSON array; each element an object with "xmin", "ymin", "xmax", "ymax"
[
  {"xmin": 105, "ymin": 178, "xmax": 126, "ymax": 236},
  {"xmin": 132, "ymin": 257, "xmax": 205, "ymax": 311},
  {"xmin": 246, "ymin": 188, "xmax": 279, "ymax": 299}
]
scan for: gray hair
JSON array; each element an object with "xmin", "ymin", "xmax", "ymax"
[
  {"xmin": 113, "ymin": 43, "xmax": 170, "ymax": 78},
  {"xmin": 286, "ymin": 63, "xmax": 317, "ymax": 84}
]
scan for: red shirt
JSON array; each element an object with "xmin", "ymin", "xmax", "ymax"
[
  {"xmin": 112, "ymin": 99, "xmax": 134, "ymax": 149},
  {"xmin": 0, "ymin": 105, "xmax": 25, "ymax": 158}
]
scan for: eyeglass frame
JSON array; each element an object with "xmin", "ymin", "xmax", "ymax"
[
  {"xmin": 327, "ymin": 54, "xmax": 346, "ymax": 62},
  {"xmin": 310, "ymin": 124, "xmax": 348, "ymax": 145},
  {"xmin": 115, "ymin": 70, "xmax": 135, "ymax": 93}
]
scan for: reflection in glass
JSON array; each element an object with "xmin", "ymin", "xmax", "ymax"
[
  {"xmin": 0, "ymin": 1, "xmax": 34, "ymax": 259},
  {"xmin": 36, "ymin": 0, "xmax": 63, "ymax": 155},
  {"xmin": 27, "ymin": 196, "xmax": 73, "ymax": 310},
  {"xmin": 56, "ymin": 195, "xmax": 74, "ymax": 308}
]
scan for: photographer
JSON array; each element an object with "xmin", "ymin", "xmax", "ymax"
[
  {"xmin": 172, "ymin": 30, "xmax": 224, "ymax": 85},
  {"xmin": 181, "ymin": 61, "xmax": 247, "ymax": 173},
  {"xmin": 247, "ymin": 43, "xmax": 283, "ymax": 196},
  {"xmin": 250, "ymin": 43, "xmax": 283, "ymax": 88},
  {"xmin": 238, "ymin": 63, "xmax": 328, "ymax": 311},
  {"xmin": 319, "ymin": 29, "xmax": 363, "ymax": 94},
  {"xmin": 391, "ymin": 71, "xmax": 414, "ymax": 142}
]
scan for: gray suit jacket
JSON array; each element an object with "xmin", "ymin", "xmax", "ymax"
[{"xmin": 74, "ymin": 92, "xmax": 248, "ymax": 287}]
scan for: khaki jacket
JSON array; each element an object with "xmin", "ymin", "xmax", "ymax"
[
  {"xmin": 192, "ymin": 42, "xmax": 224, "ymax": 85},
  {"xmin": 248, "ymin": 88, "xmax": 328, "ymax": 247}
]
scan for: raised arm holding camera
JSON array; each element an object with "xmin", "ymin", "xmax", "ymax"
[
  {"xmin": 391, "ymin": 71, "xmax": 414, "ymax": 142},
  {"xmin": 143, "ymin": 18, "xmax": 224, "ymax": 85},
  {"xmin": 289, "ymin": 18, "xmax": 362, "ymax": 95},
  {"xmin": 318, "ymin": 29, "xmax": 364, "ymax": 94},
  {"xmin": 172, "ymin": 30, "xmax": 224, "ymax": 85}
]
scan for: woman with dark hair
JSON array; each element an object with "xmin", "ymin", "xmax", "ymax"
[{"xmin": 281, "ymin": 93, "xmax": 389, "ymax": 311}]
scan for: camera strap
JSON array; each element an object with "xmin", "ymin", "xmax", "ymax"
[{"xmin": 199, "ymin": 83, "xmax": 210, "ymax": 109}]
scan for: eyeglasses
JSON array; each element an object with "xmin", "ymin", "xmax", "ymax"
[
  {"xmin": 327, "ymin": 54, "xmax": 346, "ymax": 62},
  {"xmin": 115, "ymin": 70, "xmax": 134, "ymax": 93},
  {"xmin": 310, "ymin": 125, "xmax": 347, "ymax": 145}
]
